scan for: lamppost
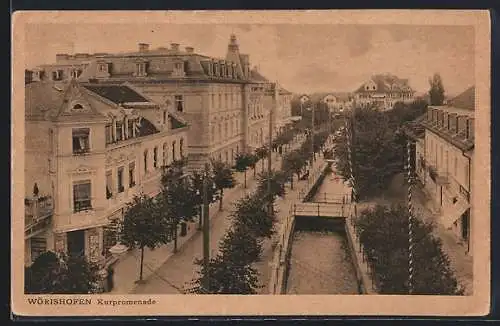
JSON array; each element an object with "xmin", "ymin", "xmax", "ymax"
[
  {"xmin": 198, "ymin": 163, "xmax": 216, "ymax": 291},
  {"xmin": 306, "ymin": 103, "xmax": 315, "ymax": 162}
]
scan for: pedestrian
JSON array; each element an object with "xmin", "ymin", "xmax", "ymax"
[{"xmin": 106, "ymin": 265, "xmax": 115, "ymax": 292}]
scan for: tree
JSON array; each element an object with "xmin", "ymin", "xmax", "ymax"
[
  {"xmin": 334, "ymin": 107, "xmax": 405, "ymax": 199},
  {"xmin": 248, "ymin": 154, "xmax": 259, "ymax": 178},
  {"xmin": 255, "ymin": 146, "xmax": 269, "ymax": 173},
  {"xmin": 25, "ymin": 251, "xmax": 100, "ymax": 294},
  {"xmin": 191, "ymin": 167, "xmax": 219, "ymax": 229},
  {"xmin": 232, "ymin": 193, "xmax": 276, "ymax": 239},
  {"xmin": 211, "ymin": 159, "xmax": 237, "ymax": 211},
  {"xmin": 119, "ymin": 194, "xmax": 171, "ymax": 282},
  {"xmin": 187, "ymin": 253, "xmax": 261, "ymax": 294},
  {"xmin": 160, "ymin": 170, "xmax": 198, "ymax": 252},
  {"xmin": 354, "ymin": 204, "xmax": 464, "ymax": 295},
  {"xmin": 234, "ymin": 152, "xmax": 253, "ymax": 188},
  {"xmin": 219, "ymin": 225, "xmax": 263, "ymax": 266},
  {"xmin": 282, "ymin": 149, "xmax": 307, "ymax": 189},
  {"xmin": 256, "ymin": 169, "xmax": 287, "ymax": 201},
  {"xmin": 428, "ymin": 73, "xmax": 445, "ymax": 106}
]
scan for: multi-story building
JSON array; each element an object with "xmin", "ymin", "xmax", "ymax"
[
  {"xmin": 31, "ymin": 35, "xmax": 287, "ymax": 170},
  {"xmin": 24, "ymin": 79, "xmax": 188, "ymax": 266},
  {"xmin": 353, "ymin": 74, "xmax": 415, "ymax": 111},
  {"xmin": 405, "ymin": 86, "xmax": 475, "ymax": 255}
]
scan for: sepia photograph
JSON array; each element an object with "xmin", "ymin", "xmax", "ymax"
[{"xmin": 12, "ymin": 10, "xmax": 490, "ymax": 317}]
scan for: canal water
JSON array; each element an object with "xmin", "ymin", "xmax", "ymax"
[{"xmin": 285, "ymin": 169, "xmax": 360, "ymax": 294}]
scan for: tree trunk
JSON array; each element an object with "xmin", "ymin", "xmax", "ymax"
[
  {"xmin": 198, "ymin": 206, "xmax": 202, "ymax": 230},
  {"xmin": 219, "ymin": 189, "xmax": 224, "ymax": 211},
  {"xmin": 173, "ymin": 221, "xmax": 178, "ymax": 253},
  {"xmin": 139, "ymin": 246, "xmax": 145, "ymax": 281},
  {"xmin": 253, "ymin": 166, "xmax": 256, "ymax": 179},
  {"xmin": 261, "ymin": 159, "xmax": 265, "ymax": 173},
  {"xmin": 244, "ymin": 170, "xmax": 247, "ymax": 188},
  {"xmin": 290, "ymin": 174, "xmax": 294, "ymax": 190}
]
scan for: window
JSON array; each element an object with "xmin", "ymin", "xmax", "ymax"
[
  {"xmin": 127, "ymin": 120, "xmax": 134, "ymax": 139},
  {"xmin": 106, "ymin": 171, "xmax": 113, "ymax": 199},
  {"xmin": 172, "ymin": 141, "xmax": 176, "ymax": 161},
  {"xmin": 30, "ymin": 237, "xmax": 47, "ymax": 262},
  {"xmin": 136, "ymin": 63, "xmax": 147, "ymax": 76},
  {"xmin": 116, "ymin": 121, "xmax": 123, "ymax": 142},
  {"xmin": 144, "ymin": 150, "xmax": 148, "ymax": 173},
  {"xmin": 127, "ymin": 162, "xmax": 135, "ymax": 188},
  {"xmin": 105, "ymin": 124, "xmax": 113, "ymax": 145},
  {"xmin": 454, "ymin": 157, "xmax": 458, "ymax": 177},
  {"xmin": 225, "ymin": 94, "xmax": 228, "ymax": 108},
  {"xmin": 163, "ymin": 143, "xmax": 168, "ymax": 166},
  {"xmin": 52, "ymin": 70, "xmax": 63, "ymax": 81},
  {"xmin": 117, "ymin": 167, "xmax": 124, "ymax": 193},
  {"xmin": 224, "ymin": 122, "xmax": 228, "ymax": 139},
  {"xmin": 212, "ymin": 125, "xmax": 216, "ymax": 142},
  {"xmin": 73, "ymin": 181, "xmax": 92, "ymax": 213},
  {"xmin": 218, "ymin": 94, "xmax": 222, "ymax": 108},
  {"xmin": 175, "ymin": 95, "xmax": 184, "ymax": 112},
  {"xmin": 49, "ymin": 129, "xmax": 54, "ymax": 153},
  {"xmin": 153, "ymin": 147, "xmax": 158, "ymax": 168},
  {"xmin": 98, "ymin": 63, "xmax": 107, "ymax": 73},
  {"xmin": 163, "ymin": 111, "xmax": 167, "ymax": 125},
  {"xmin": 225, "ymin": 151, "xmax": 228, "ymax": 163},
  {"xmin": 72, "ymin": 128, "xmax": 90, "ymax": 154},
  {"xmin": 180, "ymin": 138, "xmax": 184, "ymax": 158}
]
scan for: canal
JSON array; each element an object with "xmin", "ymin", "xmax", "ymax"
[{"xmin": 285, "ymin": 168, "xmax": 360, "ymax": 294}]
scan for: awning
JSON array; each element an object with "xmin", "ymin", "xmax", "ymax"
[{"xmin": 441, "ymin": 200, "xmax": 470, "ymax": 229}]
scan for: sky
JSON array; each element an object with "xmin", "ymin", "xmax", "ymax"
[{"xmin": 25, "ymin": 23, "xmax": 475, "ymax": 96}]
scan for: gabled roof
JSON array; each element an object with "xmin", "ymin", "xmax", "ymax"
[
  {"xmin": 308, "ymin": 92, "xmax": 353, "ymax": 103},
  {"xmin": 355, "ymin": 74, "xmax": 414, "ymax": 94},
  {"xmin": 446, "ymin": 86, "xmax": 475, "ymax": 111},
  {"xmin": 25, "ymin": 80, "xmax": 106, "ymax": 122},
  {"xmin": 82, "ymin": 85, "xmax": 149, "ymax": 104}
]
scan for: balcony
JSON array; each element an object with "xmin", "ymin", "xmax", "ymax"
[
  {"xmin": 25, "ymin": 196, "xmax": 53, "ymax": 238},
  {"xmin": 428, "ymin": 165, "xmax": 449, "ymax": 186}
]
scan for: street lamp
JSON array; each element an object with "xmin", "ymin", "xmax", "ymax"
[
  {"xmin": 200, "ymin": 164, "xmax": 217, "ymax": 291},
  {"xmin": 305, "ymin": 103, "xmax": 315, "ymax": 162}
]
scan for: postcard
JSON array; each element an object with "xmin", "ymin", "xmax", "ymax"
[{"xmin": 12, "ymin": 10, "xmax": 490, "ymax": 317}]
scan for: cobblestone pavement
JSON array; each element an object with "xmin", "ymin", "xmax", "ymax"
[{"xmin": 131, "ymin": 136, "xmax": 306, "ymax": 294}]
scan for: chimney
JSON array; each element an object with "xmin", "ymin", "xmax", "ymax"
[
  {"xmin": 170, "ymin": 43, "xmax": 180, "ymax": 52},
  {"xmin": 443, "ymin": 111, "xmax": 449, "ymax": 129},
  {"xmin": 467, "ymin": 118, "xmax": 474, "ymax": 140},
  {"xmin": 449, "ymin": 113, "xmax": 458, "ymax": 133},
  {"xmin": 55, "ymin": 53, "xmax": 69, "ymax": 62},
  {"xmin": 185, "ymin": 46, "xmax": 194, "ymax": 54},
  {"xmin": 138, "ymin": 43, "xmax": 150, "ymax": 52},
  {"xmin": 457, "ymin": 115, "xmax": 467, "ymax": 135}
]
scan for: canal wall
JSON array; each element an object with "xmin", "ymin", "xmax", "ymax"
[
  {"xmin": 268, "ymin": 213, "xmax": 295, "ymax": 294},
  {"xmin": 344, "ymin": 207, "xmax": 378, "ymax": 294}
]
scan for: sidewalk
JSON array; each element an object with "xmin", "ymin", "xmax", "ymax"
[
  {"xmin": 411, "ymin": 184, "xmax": 473, "ymax": 295},
  {"xmin": 127, "ymin": 134, "xmax": 307, "ymax": 294}
]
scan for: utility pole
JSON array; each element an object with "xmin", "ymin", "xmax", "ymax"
[
  {"xmin": 311, "ymin": 102, "xmax": 315, "ymax": 162},
  {"xmin": 202, "ymin": 162, "xmax": 210, "ymax": 291},
  {"xmin": 267, "ymin": 82, "xmax": 276, "ymax": 214}
]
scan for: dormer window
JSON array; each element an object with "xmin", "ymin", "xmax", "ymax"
[
  {"xmin": 52, "ymin": 70, "xmax": 63, "ymax": 81},
  {"xmin": 136, "ymin": 62, "xmax": 147, "ymax": 77},
  {"xmin": 71, "ymin": 69, "xmax": 82, "ymax": 79},
  {"xmin": 98, "ymin": 63, "xmax": 108, "ymax": 73}
]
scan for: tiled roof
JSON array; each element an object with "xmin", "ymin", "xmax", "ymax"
[
  {"xmin": 355, "ymin": 74, "xmax": 414, "ymax": 94},
  {"xmin": 250, "ymin": 68, "xmax": 270, "ymax": 82},
  {"xmin": 447, "ymin": 86, "xmax": 475, "ymax": 111},
  {"xmin": 25, "ymin": 81, "xmax": 67, "ymax": 119},
  {"xmin": 308, "ymin": 92, "xmax": 353, "ymax": 103},
  {"xmin": 82, "ymin": 85, "xmax": 149, "ymax": 104}
]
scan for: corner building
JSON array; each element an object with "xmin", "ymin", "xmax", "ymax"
[{"xmin": 33, "ymin": 35, "xmax": 291, "ymax": 171}]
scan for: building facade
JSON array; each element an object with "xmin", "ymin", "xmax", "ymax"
[
  {"xmin": 407, "ymin": 86, "xmax": 475, "ymax": 255},
  {"xmin": 31, "ymin": 35, "xmax": 288, "ymax": 170},
  {"xmin": 353, "ymin": 74, "xmax": 415, "ymax": 111},
  {"xmin": 309, "ymin": 92, "xmax": 354, "ymax": 113},
  {"xmin": 24, "ymin": 79, "xmax": 188, "ymax": 266}
]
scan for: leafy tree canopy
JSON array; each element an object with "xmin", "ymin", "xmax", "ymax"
[
  {"xmin": 428, "ymin": 73, "xmax": 445, "ymax": 106},
  {"xmin": 25, "ymin": 251, "xmax": 100, "ymax": 294}
]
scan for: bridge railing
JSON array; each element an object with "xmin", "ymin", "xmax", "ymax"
[{"xmin": 293, "ymin": 202, "xmax": 348, "ymax": 218}]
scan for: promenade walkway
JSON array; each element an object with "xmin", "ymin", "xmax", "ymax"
[{"xmin": 126, "ymin": 134, "xmax": 306, "ymax": 294}]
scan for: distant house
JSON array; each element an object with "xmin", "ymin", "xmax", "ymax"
[
  {"xmin": 308, "ymin": 92, "xmax": 354, "ymax": 113},
  {"xmin": 353, "ymin": 74, "xmax": 415, "ymax": 111}
]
